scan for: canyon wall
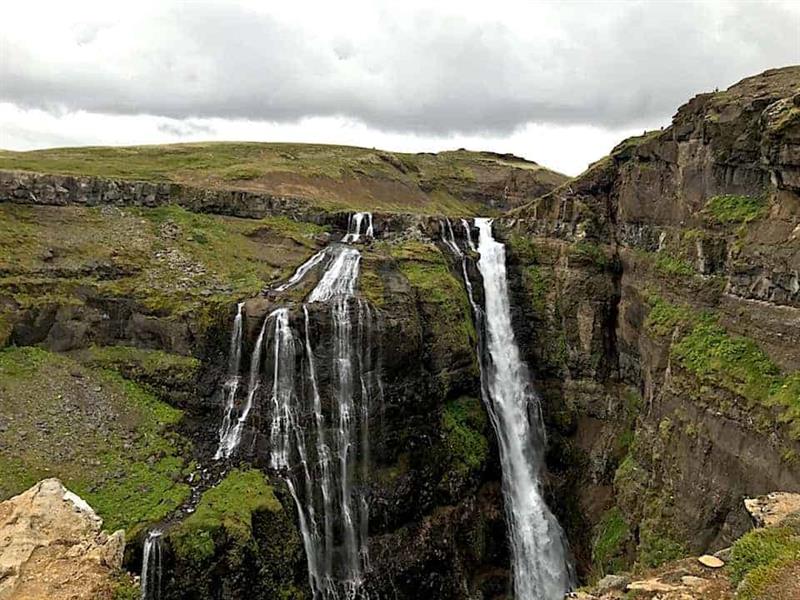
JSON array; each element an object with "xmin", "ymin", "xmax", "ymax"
[{"xmin": 500, "ymin": 65, "xmax": 800, "ymax": 577}]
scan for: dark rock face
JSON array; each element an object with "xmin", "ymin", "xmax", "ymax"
[{"xmin": 502, "ymin": 66, "xmax": 800, "ymax": 577}]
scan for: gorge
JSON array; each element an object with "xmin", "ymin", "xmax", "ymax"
[{"xmin": 0, "ymin": 66, "xmax": 798, "ymax": 600}]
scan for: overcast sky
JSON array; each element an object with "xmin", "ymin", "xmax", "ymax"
[{"xmin": 1, "ymin": 1, "xmax": 798, "ymax": 175}]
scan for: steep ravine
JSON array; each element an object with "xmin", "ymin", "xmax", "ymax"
[
  {"xmin": 499, "ymin": 65, "xmax": 800, "ymax": 590},
  {"xmin": 0, "ymin": 66, "xmax": 798, "ymax": 600}
]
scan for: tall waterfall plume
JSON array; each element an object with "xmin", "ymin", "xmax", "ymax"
[
  {"xmin": 214, "ymin": 302, "xmax": 245, "ymax": 459},
  {"xmin": 471, "ymin": 217, "xmax": 573, "ymax": 599}
]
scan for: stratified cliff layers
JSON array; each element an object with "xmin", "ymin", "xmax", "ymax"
[
  {"xmin": 502, "ymin": 65, "xmax": 800, "ymax": 583},
  {"xmin": 0, "ymin": 66, "xmax": 797, "ymax": 599}
]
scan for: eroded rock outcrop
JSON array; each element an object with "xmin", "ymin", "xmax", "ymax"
[
  {"xmin": 500, "ymin": 65, "xmax": 800, "ymax": 580},
  {"xmin": 0, "ymin": 478, "xmax": 125, "ymax": 600}
]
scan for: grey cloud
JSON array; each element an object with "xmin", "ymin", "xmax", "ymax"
[{"xmin": 1, "ymin": 1, "xmax": 798, "ymax": 135}]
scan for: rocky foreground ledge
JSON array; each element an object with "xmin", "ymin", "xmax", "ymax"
[
  {"xmin": 573, "ymin": 492, "xmax": 800, "ymax": 600},
  {"xmin": 0, "ymin": 479, "xmax": 126, "ymax": 600}
]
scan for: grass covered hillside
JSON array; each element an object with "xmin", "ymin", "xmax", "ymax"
[{"xmin": 0, "ymin": 142, "xmax": 567, "ymax": 215}]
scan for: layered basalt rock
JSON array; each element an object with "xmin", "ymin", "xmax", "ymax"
[{"xmin": 501, "ymin": 66, "xmax": 800, "ymax": 578}]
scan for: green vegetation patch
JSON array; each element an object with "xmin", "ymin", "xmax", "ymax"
[
  {"xmin": 390, "ymin": 239, "xmax": 477, "ymax": 381},
  {"xmin": 569, "ymin": 241, "xmax": 610, "ymax": 268},
  {"xmin": 591, "ymin": 507, "xmax": 632, "ymax": 577},
  {"xmin": 78, "ymin": 345, "xmax": 199, "ymax": 400},
  {"xmin": 0, "ymin": 142, "xmax": 563, "ymax": 215},
  {"xmin": 704, "ymin": 194, "xmax": 767, "ymax": 224},
  {"xmin": 506, "ymin": 232, "xmax": 540, "ymax": 264},
  {"xmin": 644, "ymin": 295, "xmax": 800, "ymax": 437},
  {"xmin": 654, "ymin": 252, "xmax": 695, "ymax": 277},
  {"xmin": 0, "ymin": 346, "xmax": 190, "ymax": 537},
  {"xmin": 523, "ymin": 265, "xmax": 550, "ymax": 315},
  {"xmin": 729, "ymin": 516, "xmax": 800, "ymax": 593},
  {"xmin": 440, "ymin": 396, "xmax": 489, "ymax": 479},
  {"xmin": 636, "ymin": 525, "xmax": 687, "ymax": 568},
  {"xmin": 0, "ymin": 203, "xmax": 323, "ymax": 331},
  {"xmin": 169, "ymin": 469, "xmax": 281, "ymax": 562}
]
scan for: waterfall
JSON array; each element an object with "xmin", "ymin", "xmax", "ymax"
[
  {"xmin": 215, "ymin": 309, "xmax": 271, "ymax": 459},
  {"xmin": 276, "ymin": 249, "xmax": 331, "ymax": 292},
  {"xmin": 212, "ymin": 213, "xmax": 379, "ymax": 597},
  {"xmin": 308, "ymin": 247, "xmax": 361, "ymax": 302},
  {"xmin": 214, "ymin": 302, "xmax": 245, "ymax": 459},
  {"xmin": 461, "ymin": 218, "xmax": 477, "ymax": 252},
  {"xmin": 141, "ymin": 530, "xmax": 163, "ymax": 600},
  {"xmin": 472, "ymin": 217, "xmax": 573, "ymax": 600},
  {"xmin": 342, "ymin": 212, "xmax": 373, "ymax": 243}
]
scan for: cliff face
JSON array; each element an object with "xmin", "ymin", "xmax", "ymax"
[
  {"xmin": 502, "ymin": 65, "xmax": 800, "ymax": 577},
  {"xmin": 0, "ymin": 67, "xmax": 797, "ymax": 599}
]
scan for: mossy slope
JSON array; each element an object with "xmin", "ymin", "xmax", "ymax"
[
  {"xmin": 0, "ymin": 346, "xmax": 191, "ymax": 537},
  {"xmin": 0, "ymin": 142, "xmax": 567, "ymax": 215}
]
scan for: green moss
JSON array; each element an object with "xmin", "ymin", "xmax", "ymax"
[
  {"xmin": 441, "ymin": 397, "xmax": 489, "ymax": 479},
  {"xmin": 644, "ymin": 296, "xmax": 800, "ymax": 438},
  {"xmin": 78, "ymin": 345, "xmax": 199, "ymax": 400},
  {"xmin": 507, "ymin": 232, "xmax": 539, "ymax": 263},
  {"xmin": 654, "ymin": 252, "xmax": 695, "ymax": 277},
  {"xmin": 357, "ymin": 258, "xmax": 386, "ymax": 308},
  {"xmin": 569, "ymin": 242, "xmax": 610, "ymax": 268},
  {"xmin": 644, "ymin": 294, "xmax": 706, "ymax": 337},
  {"xmin": 0, "ymin": 346, "xmax": 190, "ymax": 537},
  {"xmin": 111, "ymin": 574, "xmax": 140, "ymax": 600},
  {"xmin": 591, "ymin": 507, "xmax": 632, "ymax": 577},
  {"xmin": 170, "ymin": 469, "xmax": 281, "ymax": 562},
  {"xmin": 729, "ymin": 522, "xmax": 800, "ymax": 586},
  {"xmin": 391, "ymin": 240, "xmax": 477, "ymax": 382},
  {"xmin": 737, "ymin": 555, "xmax": 800, "ymax": 600},
  {"xmin": 704, "ymin": 194, "xmax": 767, "ymax": 224},
  {"xmin": 636, "ymin": 525, "xmax": 687, "ymax": 568},
  {"xmin": 523, "ymin": 265, "xmax": 549, "ymax": 314}
]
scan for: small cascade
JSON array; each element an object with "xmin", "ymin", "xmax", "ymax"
[
  {"xmin": 275, "ymin": 249, "xmax": 331, "ymax": 292},
  {"xmin": 461, "ymin": 218, "xmax": 477, "ymax": 252},
  {"xmin": 342, "ymin": 212, "xmax": 374, "ymax": 243},
  {"xmin": 214, "ymin": 302, "xmax": 245, "ymax": 459},
  {"xmin": 141, "ymin": 530, "xmax": 163, "ymax": 600},
  {"xmin": 215, "ymin": 309, "xmax": 271, "ymax": 459},
  {"xmin": 212, "ymin": 232, "xmax": 378, "ymax": 598},
  {"xmin": 471, "ymin": 218, "xmax": 573, "ymax": 599},
  {"xmin": 439, "ymin": 218, "xmax": 462, "ymax": 257},
  {"xmin": 308, "ymin": 246, "xmax": 361, "ymax": 303}
]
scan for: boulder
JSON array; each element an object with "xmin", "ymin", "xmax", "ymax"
[
  {"xmin": 697, "ymin": 554, "xmax": 724, "ymax": 568},
  {"xmin": 0, "ymin": 478, "xmax": 125, "ymax": 600}
]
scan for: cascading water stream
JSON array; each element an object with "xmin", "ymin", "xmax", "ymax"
[
  {"xmin": 471, "ymin": 217, "xmax": 573, "ymax": 599},
  {"xmin": 275, "ymin": 249, "xmax": 331, "ymax": 292},
  {"xmin": 141, "ymin": 530, "xmax": 163, "ymax": 600},
  {"xmin": 214, "ymin": 302, "xmax": 245, "ymax": 459},
  {"xmin": 342, "ymin": 212, "xmax": 374, "ymax": 243},
  {"xmin": 212, "ymin": 215, "xmax": 378, "ymax": 598}
]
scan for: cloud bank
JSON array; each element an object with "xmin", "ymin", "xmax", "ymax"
[{"xmin": 2, "ymin": 0, "xmax": 798, "ymax": 135}]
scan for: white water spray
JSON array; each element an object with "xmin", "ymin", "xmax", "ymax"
[
  {"xmin": 214, "ymin": 302, "xmax": 244, "ymax": 459},
  {"xmin": 141, "ymin": 530, "xmax": 163, "ymax": 600},
  {"xmin": 276, "ymin": 249, "xmax": 331, "ymax": 292},
  {"xmin": 473, "ymin": 217, "xmax": 572, "ymax": 599},
  {"xmin": 342, "ymin": 212, "xmax": 374, "ymax": 243}
]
